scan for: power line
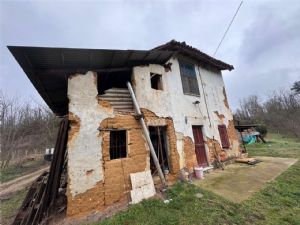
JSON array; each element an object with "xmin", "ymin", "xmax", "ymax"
[{"xmin": 213, "ymin": 0, "xmax": 243, "ymax": 57}]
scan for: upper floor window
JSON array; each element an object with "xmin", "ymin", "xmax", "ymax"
[
  {"xmin": 179, "ymin": 61, "xmax": 200, "ymax": 96},
  {"xmin": 150, "ymin": 73, "xmax": 163, "ymax": 90}
]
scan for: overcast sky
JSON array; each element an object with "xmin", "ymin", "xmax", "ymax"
[{"xmin": 1, "ymin": 0, "xmax": 299, "ymax": 110}]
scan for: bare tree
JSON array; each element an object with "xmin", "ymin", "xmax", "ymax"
[
  {"xmin": 235, "ymin": 87, "xmax": 300, "ymax": 138},
  {"xmin": 235, "ymin": 95, "xmax": 264, "ymax": 123},
  {"xmin": 0, "ymin": 92, "xmax": 60, "ymax": 169}
]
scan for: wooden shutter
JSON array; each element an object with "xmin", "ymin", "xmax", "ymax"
[
  {"xmin": 189, "ymin": 77, "xmax": 200, "ymax": 95},
  {"xmin": 179, "ymin": 61, "xmax": 200, "ymax": 95},
  {"xmin": 181, "ymin": 75, "xmax": 190, "ymax": 94},
  {"xmin": 218, "ymin": 125, "xmax": 230, "ymax": 148}
]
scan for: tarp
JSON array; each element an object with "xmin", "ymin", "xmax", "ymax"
[{"xmin": 242, "ymin": 135, "xmax": 257, "ymax": 144}]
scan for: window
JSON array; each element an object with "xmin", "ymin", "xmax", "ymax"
[
  {"xmin": 110, "ymin": 130, "xmax": 127, "ymax": 159},
  {"xmin": 218, "ymin": 125, "xmax": 230, "ymax": 148},
  {"xmin": 179, "ymin": 61, "xmax": 200, "ymax": 95},
  {"xmin": 150, "ymin": 73, "xmax": 163, "ymax": 90}
]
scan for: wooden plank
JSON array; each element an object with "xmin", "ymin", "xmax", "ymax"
[{"xmin": 235, "ymin": 158, "xmax": 256, "ymax": 163}]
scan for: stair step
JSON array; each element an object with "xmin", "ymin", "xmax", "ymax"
[
  {"xmin": 100, "ymin": 88, "xmax": 133, "ymax": 112},
  {"xmin": 110, "ymin": 102, "xmax": 133, "ymax": 106},
  {"xmin": 117, "ymin": 109, "xmax": 134, "ymax": 112},
  {"xmin": 113, "ymin": 105, "xmax": 134, "ymax": 109},
  {"xmin": 99, "ymin": 96, "xmax": 132, "ymax": 102},
  {"xmin": 105, "ymin": 88, "xmax": 130, "ymax": 94},
  {"xmin": 100, "ymin": 93, "xmax": 131, "ymax": 98}
]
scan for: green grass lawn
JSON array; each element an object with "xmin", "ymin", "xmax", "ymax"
[
  {"xmin": 91, "ymin": 134, "xmax": 300, "ymax": 225},
  {"xmin": 0, "ymin": 159, "xmax": 48, "ymax": 183},
  {"xmin": 246, "ymin": 133, "xmax": 300, "ymax": 158},
  {"xmin": 0, "ymin": 189, "xmax": 27, "ymax": 225}
]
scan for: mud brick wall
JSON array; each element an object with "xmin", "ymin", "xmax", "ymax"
[
  {"xmin": 165, "ymin": 119, "xmax": 180, "ymax": 174},
  {"xmin": 100, "ymin": 115, "xmax": 149, "ymax": 206},
  {"xmin": 183, "ymin": 136, "xmax": 197, "ymax": 170},
  {"xmin": 67, "ymin": 181, "xmax": 105, "ymax": 217},
  {"xmin": 227, "ymin": 120, "xmax": 238, "ymax": 145},
  {"xmin": 67, "ymin": 114, "xmax": 149, "ymax": 217},
  {"xmin": 205, "ymin": 138, "xmax": 223, "ymax": 163}
]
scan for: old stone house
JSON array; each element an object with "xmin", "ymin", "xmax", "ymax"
[{"xmin": 9, "ymin": 40, "xmax": 240, "ymax": 219}]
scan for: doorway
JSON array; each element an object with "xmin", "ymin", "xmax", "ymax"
[
  {"xmin": 97, "ymin": 70, "xmax": 131, "ymax": 95},
  {"xmin": 192, "ymin": 126, "xmax": 208, "ymax": 167},
  {"xmin": 149, "ymin": 126, "xmax": 170, "ymax": 175}
]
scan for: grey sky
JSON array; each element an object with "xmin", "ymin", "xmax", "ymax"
[{"xmin": 1, "ymin": 0, "xmax": 299, "ymax": 110}]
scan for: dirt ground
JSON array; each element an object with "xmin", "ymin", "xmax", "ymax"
[
  {"xmin": 0, "ymin": 166, "xmax": 49, "ymax": 200},
  {"xmin": 195, "ymin": 156, "xmax": 298, "ymax": 203}
]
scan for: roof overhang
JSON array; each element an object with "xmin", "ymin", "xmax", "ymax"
[
  {"xmin": 8, "ymin": 46, "xmax": 175, "ymax": 116},
  {"xmin": 153, "ymin": 40, "xmax": 234, "ymax": 71}
]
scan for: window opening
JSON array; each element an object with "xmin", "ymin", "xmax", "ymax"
[
  {"xmin": 150, "ymin": 73, "xmax": 163, "ymax": 90},
  {"xmin": 110, "ymin": 130, "xmax": 127, "ymax": 160},
  {"xmin": 97, "ymin": 70, "xmax": 131, "ymax": 95}
]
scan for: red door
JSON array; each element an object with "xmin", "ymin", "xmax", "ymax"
[{"xmin": 192, "ymin": 126, "xmax": 208, "ymax": 167}]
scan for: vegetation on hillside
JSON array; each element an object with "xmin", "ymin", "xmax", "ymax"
[
  {"xmin": 0, "ymin": 92, "xmax": 60, "ymax": 169},
  {"xmin": 235, "ymin": 81, "xmax": 300, "ymax": 138}
]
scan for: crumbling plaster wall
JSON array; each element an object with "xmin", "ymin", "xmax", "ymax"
[
  {"xmin": 67, "ymin": 71, "xmax": 115, "ymax": 197},
  {"xmin": 132, "ymin": 58, "xmax": 240, "ymax": 167},
  {"xmin": 67, "ymin": 72, "xmax": 157, "ymax": 217}
]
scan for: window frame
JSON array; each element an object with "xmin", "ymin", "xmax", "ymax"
[
  {"xmin": 109, "ymin": 130, "xmax": 127, "ymax": 160},
  {"xmin": 179, "ymin": 60, "xmax": 200, "ymax": 96}
]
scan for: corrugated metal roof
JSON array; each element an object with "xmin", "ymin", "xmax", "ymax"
[{"xmin": 8, "ymin": 46, "xmax": 175, "ymax": 116}]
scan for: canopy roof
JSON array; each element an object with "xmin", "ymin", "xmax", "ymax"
[
  {"xmin": 8, "ymin": 41, "xmax": 233, "ymax": 116},
  {"xmin": 8, "ymin": 46, "xmax": 174, "ymax": 115}
]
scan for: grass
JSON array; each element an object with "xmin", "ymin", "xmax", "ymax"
[
  {"xmin": 0, "ymin": 189, "xmax": 27, "ymax": 225},
  {"xmin": 0, "ymin": 159, "xmax": 48, "ymax": 183},
  {"xmin": 246, "ymin": 133, "xmax": 300, "ymax": 158},
  {"xmin": 91, "ymin": 134, "xmax": 300, "ymax": 225},
  {"xmin": 243, "ymin": 133, "xmax": 300, "ymax": 225},
  {"xmin": 90, "ymin": 183, "xmax": 263, "ymax": 225}
]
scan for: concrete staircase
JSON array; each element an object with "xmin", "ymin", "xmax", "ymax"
[{"xmin": 99, "ymin": 88, "xmax": 134, "ymax": 112}]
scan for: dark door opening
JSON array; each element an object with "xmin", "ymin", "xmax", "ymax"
[
  {"xmin": 97, "ymin": 70, "xmax": 132, "ymax": 95},
  {"xmin": 149, "ymin": 126, "xmax": 170, "ymax": 176},
  {"xmin": 192, "ymin": 126, "xmax": 208, "ymax": 167}
]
